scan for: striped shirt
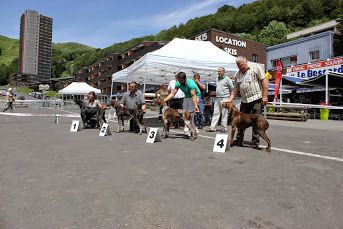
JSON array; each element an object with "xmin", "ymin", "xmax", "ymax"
[{"xmin": 234, "ymin": 63, "xmax": 265, "ymax": 103}]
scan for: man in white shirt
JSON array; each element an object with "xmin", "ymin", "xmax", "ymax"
[
  {"xmin": 227, "ymin": 56, "xmax": 268, "ymax": 148},
  {"xmin": 168, "ymin": 76, "xmax": 185, "ymax": 128}
]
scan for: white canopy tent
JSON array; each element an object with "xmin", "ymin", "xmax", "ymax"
[
  {"xmin": 58, "ymin": 82, "xmax": 101, "ymax": 95},
  {"xmin": 111, "ymin": 38, "xmax": 239, "ymax": 94}
]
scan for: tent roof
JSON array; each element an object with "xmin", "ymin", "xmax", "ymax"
[
  {"xmin": 112, "ymin": 38, "xmax": 240, "ymax": 85},
  {"xmin": 58, "ymin": 82, "xmax": 101, "ymax": 95},
  {"xmin": 296, "ymin": 72, "xmax": 343, "ymax": 88}
]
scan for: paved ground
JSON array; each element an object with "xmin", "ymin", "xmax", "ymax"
[{"xmin": 0, "ymin": 109, "xmax": 343, "ymax": 229}]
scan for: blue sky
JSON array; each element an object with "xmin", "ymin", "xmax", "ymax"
[{"xmin": 0, "ymin": 0, "xmax": 254, "ymax": 48}]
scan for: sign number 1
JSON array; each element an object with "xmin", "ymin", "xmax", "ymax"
[{"xmin": 70, "ymin": 120, "xmax": 80, "ymax": 132}]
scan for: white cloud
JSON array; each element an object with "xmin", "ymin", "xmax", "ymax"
[{"xmin": 54, "ymin": 0, "xmax": 250, "ymax": 48}]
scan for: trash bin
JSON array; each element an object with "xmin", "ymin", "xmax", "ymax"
[{"xmin": 320, "ymin": 108, "xmax": 329, "ymax": 120}]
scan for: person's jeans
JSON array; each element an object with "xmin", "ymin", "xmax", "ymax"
[
  {"xmin": 194, "ymin": 98, "xmax": 205, "ymax": 128},
  {"xmin": 3, "ymin": 102, "xmax": 14, "ymax": 112},
  {"xmin": 204, "ymin": 107, "xmax": 214, "ymax": 126},
  {"xmin": 236, "ymin": 98, "xmax": 262, "ymax": 145}
]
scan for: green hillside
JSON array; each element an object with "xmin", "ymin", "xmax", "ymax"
[
  {"xmin": 0, "ymin": 35, "xmax": 19, "ymax": 65},
  {"xmin": 53, "ymin": 42, "xmax": 95, "ymax": 54},
  {"xmin": 0, "ymin": 0, "xmax": 342, "ymax": 85}
]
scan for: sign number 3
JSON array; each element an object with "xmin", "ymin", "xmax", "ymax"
[{"xmin": 149, "ymin": 131, "xmax": 155, "ymax": 138}]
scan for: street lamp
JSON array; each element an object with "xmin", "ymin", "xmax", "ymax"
[{"xmin": 39, "ymin": 84, "xmax": 50, "ymax": 105}]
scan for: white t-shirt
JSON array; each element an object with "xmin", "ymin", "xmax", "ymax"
[{"xmin": 168, "ymin": 80, "xmax": 185, "ymax": 99}]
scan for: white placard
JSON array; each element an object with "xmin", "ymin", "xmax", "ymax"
[
  {"xmin": 70, "ymin": 120, "xmax": 80, "ymax": 132},
  {"xmin": 146, "ymin": 128, "xmax": 162, "ymax": 143},
  {"xmin": 99, "ymin": 123, "xmax": 112, "ymax": 136},
  {"xmin": 213, "ymin": 134, "xmax": 229, "ymax": 153}
]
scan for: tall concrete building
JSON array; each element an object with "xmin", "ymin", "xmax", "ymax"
[{"xmin": 18, "ymin": 10, "xmax": 53, "ymax": 83}]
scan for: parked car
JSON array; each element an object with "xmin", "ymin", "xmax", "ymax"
[
  {"xmin": 34, "ymin": 92, "xmax": 42, "ymax": 98},
  {"xmin": 18, "ymin": 95, "xmax": 26, "ymax": 100}
]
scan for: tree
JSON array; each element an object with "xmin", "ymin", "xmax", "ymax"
[
  {"xmin": 217, "ymin": 5, "xmax": 236, "ymax": 14},
  {"xmin": 0, "ymin": 47, "xmax": 2, "ymax": 56},
  {"xmin": 258, "ymin": 20, "xmax": 289, "ymax": 46}
]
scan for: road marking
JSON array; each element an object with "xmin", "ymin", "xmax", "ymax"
[
  {"xmin": 271, "ymin": 147, "xmax": 343, "ymax": 163},
  {"xmin": 0, "ymin": 112, "xmax": 80, "ymax": 118},
  {"xmin": 170, "ymin": 129, "xmax": 343, "ymax": 163}
]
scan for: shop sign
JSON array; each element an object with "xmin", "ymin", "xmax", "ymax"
[{"xmin": 286, "ymin": 57, "xmax": 343, "ymax": 78}]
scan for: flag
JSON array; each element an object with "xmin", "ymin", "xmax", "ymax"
[{"xmin": 274, "ymin": 59, "xmax": 283, "ymax": 101}]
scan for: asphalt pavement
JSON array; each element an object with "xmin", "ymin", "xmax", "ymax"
[{"xmin": 0, "ymin": 109, "xmax": 342, "ymax": 229}]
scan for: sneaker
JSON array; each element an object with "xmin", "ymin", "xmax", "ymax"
[
  {"xmin": 195, "ymin": 128, "xmax": 200, "ymax": 134},
  {"xmin": 206, "ymin": 128, "xmax": 216, "ymax": 132},
  {"xmin": 220, "ymin": 128, "xmax": 228, "ymax": 132}
]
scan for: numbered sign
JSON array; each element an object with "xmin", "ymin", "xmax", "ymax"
[
  {"xmin": 70, "ymin": 120, "xmax": 80, "ymax": 132},
  {"xmin": 146, "ymin": 128, "xmax": 162, "ymax": 143},
  {"xmin": 213, "ymin": 134, "xmax": 229, "ymax": 153},
  {"xmin": 99, "ymin": 123, "xmax": 112, "ymax": 136}
]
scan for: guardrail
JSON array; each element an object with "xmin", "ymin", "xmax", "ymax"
[{"xmin": 266, "ymin": 102, "xmax": 343, "ymax": 121}]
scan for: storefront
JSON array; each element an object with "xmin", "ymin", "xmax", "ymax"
[{"xmin": 191, "ymin": 28, "xmax": 266, "ymax": 66}]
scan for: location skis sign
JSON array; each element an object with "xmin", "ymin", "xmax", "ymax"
[{"xmin": 286, "ymin": 57, "xmax": 343, "ymax": 78}]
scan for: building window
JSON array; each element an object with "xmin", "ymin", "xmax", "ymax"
[
  {"xmin": 309, "ymin": 50, "xmax": 320, "ymax": 61},
  {"xmin": 271, "ymin": 55, "xmax": 297, "ymax": 68},
  {"xmin": 252, "ymin": 54, "xmax": 258, "ymax": 63}
]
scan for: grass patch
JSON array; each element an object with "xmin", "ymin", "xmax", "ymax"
[
  {"xmin": 17, "ymin": 86, "xmax": 33, "ymax": 94},
  {"xmin": 45, "ymin": 90, "xmax": 58, "ymax": 98}
]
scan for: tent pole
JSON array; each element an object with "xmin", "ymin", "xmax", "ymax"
[
  {"xmin": 325, "ymin": 71, "xmax": 329, "ymax": 104},
  {"xmin": 280, "ymin": 77, "xmax": 283, "ymax": 104},
  {"xmin": 143, "ymin": 62, "xmax": 147, "ymax": 93},
  {"xmin": 110, "ymin": 79, "xmax": 113, "ymax": 100}
]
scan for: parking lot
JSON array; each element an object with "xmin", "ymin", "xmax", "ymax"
[{"xmin": 0, "ymin": 108, "xmax": 342, "ymax": 229}]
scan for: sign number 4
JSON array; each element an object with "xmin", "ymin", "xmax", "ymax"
[
  {"xmin": 216, "ymin": 139, "xmax": 225, "ymax": 148},
  {"xmin": 213, "ymin": 134, "xmax": 228, "ymax": 153}
]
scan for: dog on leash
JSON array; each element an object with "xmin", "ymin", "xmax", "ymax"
[
  {"xmin": 222, "ymin": 102, "xmax": 271, "ymax": 152},
  {"xmin": 154, "ymin": 97, "xmax": 197, "ymax": 140},
  {"xmin": 109, "ymin": 100, "xmax": 147, "ymax": 135}
]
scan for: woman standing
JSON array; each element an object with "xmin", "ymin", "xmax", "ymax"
[
  {"xmin": 155, "ymin": 84, "xmax": 169, "ymax": 122},
  {"xmin": 2, "ymin": 88, "xmax": 15, "ymax": 112}
]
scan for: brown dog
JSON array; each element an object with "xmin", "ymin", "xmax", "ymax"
[
  {"xmin": 222, "ymin": 102, "xmax": 271, "ymax": 152},
  {"xmin": 154, "ymin": 98, "xmax": 197, "ymax": 140},
  {"xmin": 109, "ymin": 100, "xmax": 147, "ymax": 134}
]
